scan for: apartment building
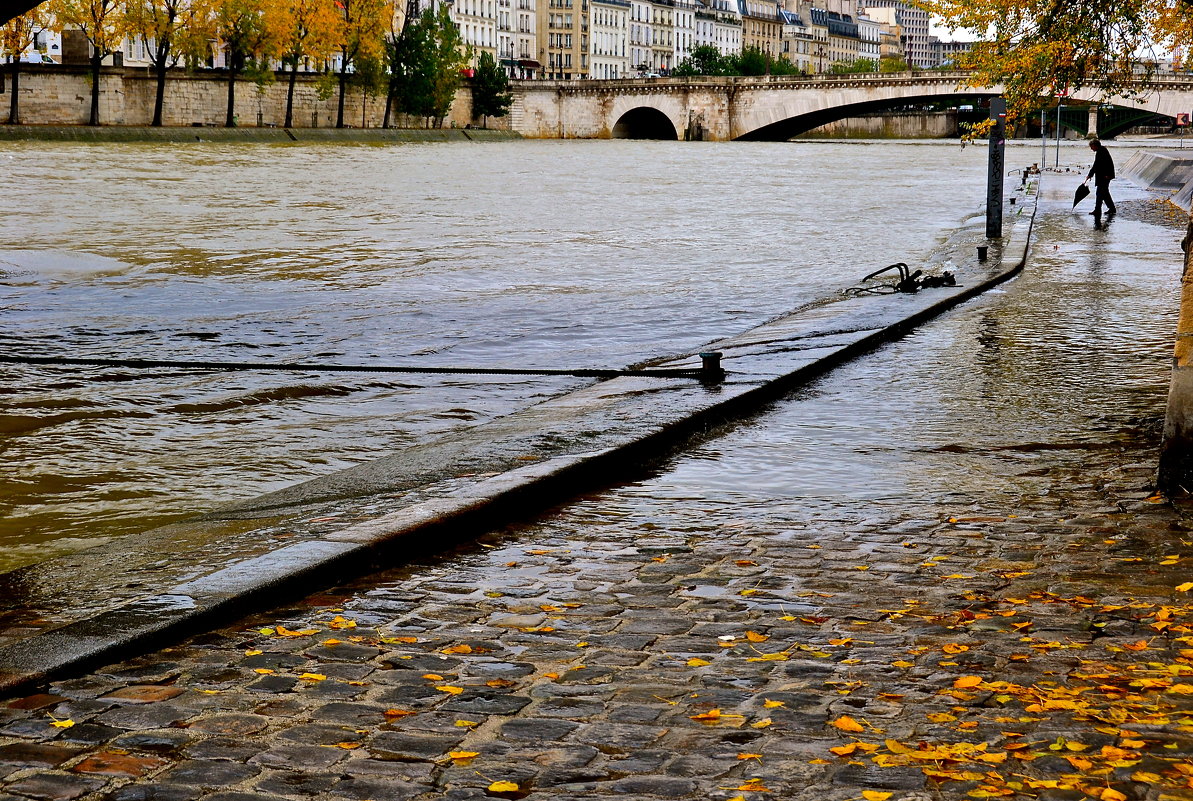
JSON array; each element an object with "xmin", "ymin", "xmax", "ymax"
[
  {"xmin": 856, "ymin": 12, "xmax": 879, "ymax": 66},
  {"xmin": 862, "ymin": 0, "xmax": 929, "ymax": 67},
  {"xmin": 692, "ymin": 0, "xmax": 742, "ymax": 54},
  {"xmin": 453, "ymin": 0, "xmax": 499, "ymax": 63},
  {"xmin": 499, "ymin": 0, "xmax": 541, "ymax": 76},
  {"xmin": 629, "ymin": 0, "xmax": 653, "ymax": 71},
  {"xmin": 673, "ymin": 0, "xmax": 697, "ymax": 70},
  {"xmin": 739, "ymin": 0, "xmax": 781, "ymax": 58},
  {"xmin": 539, "ymin": 0, "xmax": 586, "ymax": 77},
  {"xmin": 778, "ymin": 9, "xmax": 811, "ymax": 71},
  {"xmin": 650, "ymin": 0, "xmax": 675, "ymax": 72},
  {"xmin": 590, "ymin": 0, "xmax": 631, "ymax": 77}
]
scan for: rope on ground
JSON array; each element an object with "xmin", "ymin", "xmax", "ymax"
[{"xmin": 0, "ymin": 354, "xmax": 711, "ymax": 380}]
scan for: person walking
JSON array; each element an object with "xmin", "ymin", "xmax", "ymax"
[{"xmin": 1083, "ymin": 138, "xmax": 1117, "ymax": 216}]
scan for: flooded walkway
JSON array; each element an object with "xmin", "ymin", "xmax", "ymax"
[{"xmin": 0, "ymin": 170, "xmax": 1191, "ymax": 800}]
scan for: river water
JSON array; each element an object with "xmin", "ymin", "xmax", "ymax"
[{"xmin": 0, "ymin": 138, "xmax": 1171, "ymax": 571}]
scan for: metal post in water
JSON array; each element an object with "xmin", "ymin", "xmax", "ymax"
[
  {"xmin": 699, "ymin": 351, "xmax": 725, "ymax": 382},
  {"xmin": 986, "ymin": 98, "xmax": 1007, "ymax": 239}
]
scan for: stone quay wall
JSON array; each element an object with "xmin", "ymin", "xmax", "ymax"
[
  {"xmin": 795, "ymin": 109, "xmax": 960, "ymax": 138},
  {"xmin": 1, "ymin": 64, "xmax": 495, "ymax": 130}
]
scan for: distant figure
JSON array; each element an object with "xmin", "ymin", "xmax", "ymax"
[{"xmin": 1084, "ymin": 139, "xmax": 1117, "ymax": 216}]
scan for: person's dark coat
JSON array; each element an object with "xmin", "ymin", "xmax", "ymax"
[{"xmin": 1088, "ymin": 147, "xmax": 1115, "ymax": 184}]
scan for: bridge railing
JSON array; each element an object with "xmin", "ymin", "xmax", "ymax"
[{"xmin": 513, "ymin": 70, "xmax": 978, "ymax": 88}]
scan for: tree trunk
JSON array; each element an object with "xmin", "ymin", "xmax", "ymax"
[
  {"xmin": 152, "ymin": 59, "xmax": 168, "ymax": 126},
  {"xmin": 7, "ymin": 59, "xmax": 19, "ymax": 125},
  {"xmin": 225, "ymin": 67, "xmax": 238, "ymax": 127},
  {"xmin": 1158, "ymin": 217, "xmax": 1193, "ymax": 494},
  {"xmin": 382, "ymin": 88, "xmax": 393, "ymax": 128},
  {"xmin": 336, "ymin": 67, "xmax": 347, "ymax": 128},
  {"xmin": 88, "ymin": 52, "xmax": 102, "ymax": 126},
  {"xmin": 285, "ymin": 61, "xmax": 297, "ymax": 128}
]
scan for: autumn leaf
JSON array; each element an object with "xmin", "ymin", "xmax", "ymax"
[
  {"xmin": 253, "ymin": 668, "xmax": 275, "ymax": 675},
  {"xmin": 488, "ymin": 781, "xmax": 519, "ymax": 792},
  {"xmin": 276, "ymin": 626, "xmax": 319, "ymax": 637},
  {"xmin": 333, "ymin": 742, "xmax": 360, "ymax": 749},
  {"xmin": 942, "ymin": 643, "xmax": 970, "ymax": 654},
  {"xmin": 953, "ymin": 675, "xmax": 984, "ymax": 688},
  {"xmin": 1177, "ymin": 582, "xmax": 1193, "ymax": 593},
  {"xmin": 435, "ymin": 685, "xmax": 465, "ymax": 695},
  {"xmin": 299, "ymin": 673, "xmax": 327, "ymax": 681},
  {"xmin": 486, "ymin": 678, "xmax": 516, "ymax": 688},
  {"xmin": 746, "ymin": 631, "xmax": 770, "ymax": 642},
  {"xmin": 49, "ymin": 718, "xmax": 75, "ymax": 729},
  {"xmin": 441, "ymin": 644, "xmax": 473, "ymax": 655},
  {"xmin": 687, "ymin": 658, "xmax": 711, "ymax": 667},
  {"xmin": 751, "ymin": 717, "xmax": 773, "ymax": 728},
  {"xmin": 862, "ymin": 792, "xmax": 893, "ymax": 801},
  {"xmin": 763, "ymin": 699, "xmax": 785, "ymax": 708},
  {"xmin": 422, "ymin": 673, "xmax": 444, "ymax": 681},
  {"xmin": 830, "ymin": 715, "xmax": 866, "ymax": 733},
  {"xmin": 455, "ymin": 719, "xmax": 478, "ymax": 728},
  {"xmin": 383, "ymin": 708, "xmax": 415, "ymax": 719},
  {"xmin": 448, "ymin": 750, "xmax": 479, "ymax": 764},
  {"xmin": 737, "ymin": 752, "xmax": 763, "ymax": 761},
  {"xmin": 244, "ymin": 649, "xmax": 263, "ymax": 656}
]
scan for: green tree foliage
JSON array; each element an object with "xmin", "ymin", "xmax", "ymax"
[
  {"xmin": 829, "ymin": 57, "xmax": 877, "ymax": 74},
  {"xmin": 390, "ymin": 7, "xmax": 468, "ymax": 126},
  {"xmin": 671, "ymin": 43, "xmax": 730, "ymax": 76},
  {"xmin": 470, "ymin": 50, "xmax": 511, "ymax": 123},
  {"xmin": 879, "ymin": 55, "xmax": 909, "ymax": 72},
  {"xmin": 728, "ymin": 46, "xmax": 802, "ymax": 76}
]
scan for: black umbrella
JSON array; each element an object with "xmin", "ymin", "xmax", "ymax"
[{"xmin": 1073, "ymin": 183, "xmax": 1090, "ymax": 208}]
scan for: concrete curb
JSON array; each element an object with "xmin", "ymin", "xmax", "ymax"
[
  {"xmin": 0, "ymin": 178, "xmax": 1040, "ymax": 695},
  {"xmin": 0, "ymin": 125, "xmax": 521, "ymax": 144}
]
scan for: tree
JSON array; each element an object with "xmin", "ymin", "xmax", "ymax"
[
  {"xmin": 671, "ymin": 43, "xmax": 729, "ymax": 76},
  {"xmin": 215, "ymin": 0, "xmax": 282, "ymax": 127},
  {"xmin": 0, "ymin": 6, "xmax": 47, "ymax": 125},
  {"xmin": 829, "ymin": 57, "xmax": 877, "ymax": 74},
  {"xmin": 51, "ymin": 0, "xmax": 126, "ymax": 125},
  {"xmin": 277, "ymin": 0, "xmax": 339, "ymax": 127},
  {"xmin": 879, "ymin": 55, "xmax": 908, "ymax": 72},
  {"xmin": 390, "ymin": 7, "xmax": 467, "ymax": 127},
  {"xmin": 124, "ymin": 0, "xmax": 215, "ymax": 126},
  {"xmin": 470, "ymin": 50, "xmax": 510, "ymax": 125},
  {"xmin": 921, "ymin": 0, "xmax": 1168, "ymax": 121},
  {"xmin": 333, "ymin": 0, "xmax": 391, "ymax": 128}
]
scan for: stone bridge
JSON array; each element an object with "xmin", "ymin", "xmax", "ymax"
[{"xmin": 508, "ymin": 71, "xmax": 1193, "ymax": 141}]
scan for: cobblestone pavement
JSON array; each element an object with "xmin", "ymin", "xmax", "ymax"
[{"xmin": 2, "ymin": 191, "xmax": 1193, "ymax": 801}]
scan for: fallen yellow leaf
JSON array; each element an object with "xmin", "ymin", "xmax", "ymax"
[
  {"xmin": 488, "ymin": 781, "xmax": 519, "ymax": 792},
  {"xmin": 830, "ymin": 716, "xmax": 866, "ymax": 733},
  {"xmin": 435, "ymin": 685, "xmax": 464, "ymax": 695},
  {"xmin": 953, "ymin": 675, "xmax": 984, "ymax": 688},
  {"xmin": 862, "ymin": 792, "xmax": 893, "ymax": 801}
]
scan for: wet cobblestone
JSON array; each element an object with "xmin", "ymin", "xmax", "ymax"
[{"xmin": 0, "ymin": 454, "xmax": 1190, "ymax": 800}]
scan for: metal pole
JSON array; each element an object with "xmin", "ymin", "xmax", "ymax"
[
  {"xmin": 1041, "ymin": 110, "xmax": 1047, "ymax": 167},
  {"xmin": 986, "ymin": 97, "xmax": 1007, "ymax": 239},
  {"xmin": 1055, "ymin": 99, "xmax": 1062, "ymax": 168}
]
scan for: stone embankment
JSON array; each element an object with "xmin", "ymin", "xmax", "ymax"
[
  {"xmin": 1121, "ymin": 149, "xmax": 1193, "ymax": 209},
  {"xmin": 0, "ymin": 125, "xmax": 520, "ymax": 144}
]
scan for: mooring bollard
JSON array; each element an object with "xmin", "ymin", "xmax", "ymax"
[
  {"xmin": 699, "ymin": 351, "xmax": 725, "ymax": 382},
  {"xmin": 1010, "ymin": 197, "xmax": 1016, "ymax": 205},
  {"xmin": 977, "ymin": 245, "xmax": 989, "ymax": 262}
]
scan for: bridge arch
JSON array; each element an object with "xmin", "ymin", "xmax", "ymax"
[
  {"xmin": 611, "ymin": 106, "xmax": 679, "ymax": 139},
  {"xmin": 737, "ymin": 91, "xmax": 999, "ymax": 141}
]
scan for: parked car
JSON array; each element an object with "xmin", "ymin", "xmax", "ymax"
[{"xmin": 21, "ymin": 53, "xmax": 58, "ymax": 64}]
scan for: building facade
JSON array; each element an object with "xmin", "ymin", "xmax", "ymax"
[
  {"xmin": 590, "ymin": 0, "xmax": 631, "ymax": 77},
  {"xmin": 862, "ymin": 0, "xmax": 929, "ymax": 67}
]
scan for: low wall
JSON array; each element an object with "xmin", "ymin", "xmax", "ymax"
[
  {"xmin": 0, "ymin": 64, "xmax": 498, "ymax": 130},
  {"xmin": 795, "ymin": 109, "xmax": 959, "ymax": 139},
  {"xmin": 1120, "ymin": 149, "xmax": 1193, "ymax": 210}
]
